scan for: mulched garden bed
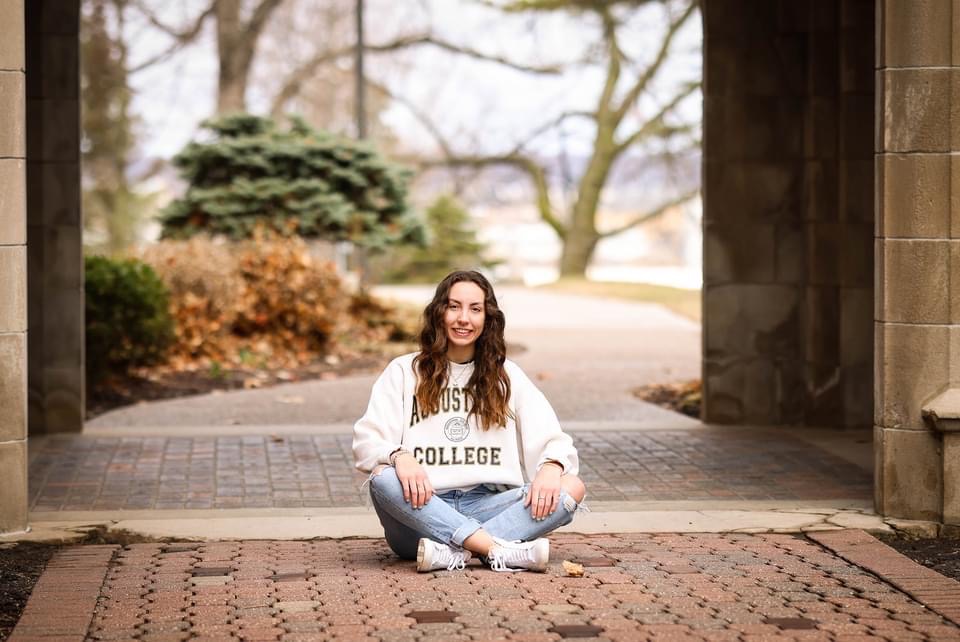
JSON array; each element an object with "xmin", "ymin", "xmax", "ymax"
[
  {"xmin": 632, "ymin": 379, "xmax": 701, "ymax": 418},
  {"xmin": 877, "ymin": 534, "xmax": 960, "ymax": 583},
  {"xmin": 0, "ymin": 543, "xmax": 57, "ymax": 641}
]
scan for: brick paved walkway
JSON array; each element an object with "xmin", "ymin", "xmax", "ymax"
[
  {"xmin": 28, "ymin": 430, "xmax": 871, "ymax": 511},
  {"xmin": 11, "ymin": 532, "xmax": 960, "ymax": 641}
]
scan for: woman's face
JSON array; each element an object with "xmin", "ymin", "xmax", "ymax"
[{"xmin": 444, "ymin": 280, "xmax": 486, "ymax": 359}]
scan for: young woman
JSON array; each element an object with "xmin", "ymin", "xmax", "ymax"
[{"xmin": 353, "ymin": 270, "xmax": 586, "ymax": 572}]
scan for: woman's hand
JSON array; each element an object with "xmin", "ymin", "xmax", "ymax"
[
  {"xmin": 525, "ymin": 462, "xmax": 562, "ymax": 520},
  {"xmin": 394, "ymin": 453, "xmax": 433, "ymax": 509}
]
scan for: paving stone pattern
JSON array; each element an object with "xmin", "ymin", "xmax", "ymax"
[
  {"xmin": 12, "ymin": 533, "xmax": 960, "ymax": 641},
  {"xmin": 28, "ymin": 431, "xmax": 872, "ymax": 511}
]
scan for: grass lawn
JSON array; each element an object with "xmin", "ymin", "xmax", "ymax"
[{"xmin": 541, "ymin": 278, "xmax": 701, "ymax": 322}]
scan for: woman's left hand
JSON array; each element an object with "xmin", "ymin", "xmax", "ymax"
[{"xmin": 525, "ymin": 462, "xmax": 562, "ymax": 520}]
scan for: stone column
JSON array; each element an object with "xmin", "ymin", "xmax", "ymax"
[
  {"xmin": 702, "ymin": 0, "xmax": 874, "ymax": 428},
  {"xmin": 25, "ymin": 0, "xmax": 84, "ymax": 435},
  {"xmin": 0, "ymin": 0, "xmax": 29, "ymax": 534},
  {"xmin": 874, "ymin": 0, "xmax": 959, "ymax": 521}
]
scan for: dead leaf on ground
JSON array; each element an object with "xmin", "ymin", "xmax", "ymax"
[
  {"xmin": 276, "ymin": 395, "xmax": 305, "ymax": 404},
  {"xmin": 536, "ymin": 371, "xmax": 554, "ymax": 381},
  {"xmin": 562, "ymin": 560, "xmax": 585, "ymax": 577}
]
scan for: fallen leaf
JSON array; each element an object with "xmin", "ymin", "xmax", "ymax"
[
  {"xmin": 276, "ymin": 395, "xmax": 304, "ymax": 404},
  {"xmin": 536, "ymin": 371, "xmax": 554, "ymax": 381},
  {"xmin": 562, "ymin": 560, "xmax": 584, "ymax": 577},
  {"xmin": 243, "ymin": 378, "xmax": 262, "ymax": 389}
]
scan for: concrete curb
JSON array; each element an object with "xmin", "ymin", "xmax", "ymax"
[{"xmin": 3, "ymin": 501, "xmax": 888, "ymax": 544}]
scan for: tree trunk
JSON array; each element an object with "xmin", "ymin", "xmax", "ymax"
[
  {"xmin": 216, "ymin": 0, "xmax": 250, "ymax": 114},
  {"xmin": 559, "ymin": 230, "xmax": 599, "ymax": 277}
]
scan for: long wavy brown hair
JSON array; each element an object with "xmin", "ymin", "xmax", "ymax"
[{"xmin": 412, "ymin": 270, "xmax": 511, "ymax": 431}]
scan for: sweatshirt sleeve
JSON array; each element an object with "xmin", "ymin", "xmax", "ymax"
[
  {"xmin": 509, "ymin": 362, "xmax": 580, "ymax": 478},
  {"xmin": 352, "ymin": 359, "xmax": 406, "ymax": 473}
]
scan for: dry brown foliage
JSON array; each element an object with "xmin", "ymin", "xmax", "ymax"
[{"xmin": 140, "ymin": 232, "xmax": 345, "ymax": 370}]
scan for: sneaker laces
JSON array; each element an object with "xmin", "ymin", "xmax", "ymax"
[
  {"xmin": 488, "ymin": 542, "xmax": 532, "ymax": 572},
  {"xmin": 434, "ymin": 545, "xmax": 468, "ymax": 571}
]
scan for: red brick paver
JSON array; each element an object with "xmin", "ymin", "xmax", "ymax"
[
  {"xmin": 11, "ymin": 533, "xmax": 960, "ymax": 641},
  {"xmin": 810, "ymin": 530, "xmax": 960, "ymax": 627},
  {"xmin": 8, "ymin": 545, "xmax": 118, "ymax": 642}
]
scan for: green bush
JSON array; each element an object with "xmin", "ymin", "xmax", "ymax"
[
  {"xmin": 85, "ymin": 255, "xmax": 175, "ymax": 383},
  {"xmin": 377, "ymin": 195, "xmax": 499, "ymax": 283},
  {"xmin": 159, "ymin": 113, "xmax": 426, "ymax": 250}
]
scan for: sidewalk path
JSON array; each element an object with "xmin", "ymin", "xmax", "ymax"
[
  {"xmin": 85, "ymin": 286, "xmax": 701, "ymax": 429},
  {"xmin": 11, "ymin": 531, "xmax": 960, "ymax": 641}
]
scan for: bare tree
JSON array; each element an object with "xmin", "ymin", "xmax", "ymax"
[{"xmin": 413, "ymin": 0, "xmax": 700, "ymax": 276}]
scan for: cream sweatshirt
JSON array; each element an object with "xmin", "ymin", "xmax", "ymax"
[{"xmin": 352, "ymin": 352, "xmax": 579, "ymax": 493}]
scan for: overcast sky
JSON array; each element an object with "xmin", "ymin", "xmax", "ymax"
[{"xmin": 123, "ymin": 0, "xmax": 702, "ymax": 164}]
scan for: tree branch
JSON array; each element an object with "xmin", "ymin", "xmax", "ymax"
[
  {"xmin": 596, "ymin": 8, "xmax": 623, "ymax": 122},
  {"xmin": 270, "ymin": 33, "xmax": 563, "ymax": 115},
  {"xmin": 611, "ymin": 0, "xmax": 697, "ymax": 124},
  {"xmin": 246, "ymin": 0, "xmax": 285, "ymax": 41},
  {"xmin": 127, "ymin": 0, "xmax": 216, "ymax": 73},
  {"xmin": 507, "ymin": 110, "xmax": 595, "ymax": 156},
  {"xmin": 599, "ymin": 188, "xmax": 698, "ymax": 238},
  {"xmin": 421, "ymin": 154, "xmax": 567, "ymax": 239},
  {"xmin": 614, "ymin": 80, "xmax": 699, "ymax": 154}
]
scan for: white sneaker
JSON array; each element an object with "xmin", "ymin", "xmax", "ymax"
[
  {"xmin": 487, "ymin": 537, "xmax": 550, "ymax": 572},
  {"xmin": 416, "ymin": 538, "xmax": 472, "ymax": 572}
]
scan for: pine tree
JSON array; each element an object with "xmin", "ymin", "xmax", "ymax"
[{"xmin": 159, "ymin": 114, "xmax": 426, "ymax": 249}]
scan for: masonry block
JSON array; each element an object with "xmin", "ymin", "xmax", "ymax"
[
  {"xmin": 0, "ymin": 441, "xmax": 27, "ymax": 533},
  {"xmin": 840, "ymin": 286, "xmax": 873, "ymax": 367},
  {"xmin": 805, "ymin": 362, "xmax": 844, "ymax": 426},
  {"xmin": 27, "ymin": 161, "xmax": 81, "ymax": 227},
  {"xmin": 945, "ymin": 433, "xmax": 960, "ymax": 525},
  {"xmin": 878, "ymin": 239, "xmax": 949, "ymax": 324},
  {"xmin": 875, "ymin": 322, "xmax": 950, "ymax": 429},
  {"xmin": 0, "ymin": 72, "xmax": 25, "ymax": 158},
  {"xmin": 841, "ymin": 223, "xmax": 873, "ymax": 287},
  {"xmin": 806, "ymin": 223, "xmax": 842, "ymax": 286},
  {"xmin": 840, "ymin": 159, "xmax": 873, "ymax": 223},
  {"xmin": 843, "ymin": 363, "xmax": 873, "ymax": 427},
  {"xmin": 804, "ymin": 285, "xmax": 840, "ymax": 365},
  {"xmin": 0, "ymin": 246, "xmax": 26, "ymax": 333},
  {"xmin": 803, "ymin": 160, "xmax": 839, "ymax": 221},
  {"xmin": 952, "ymin": 242, "xmax": 960, "ymax": 324},
  {"xmin": 704, "ymin": 284, "xmax": 801, "ymax": 360},
  {"xmin": 880, "ymin": 69, "xmax": 959, "ymax": 153},
  {"xmin": 878, "ymin": 427, "xmax": 942, "ymax": 521},
  {"xmin": 881, "ymin": 0, "xmax": 953, "ymax": 68},
  {"xmin": 951, "ymin": 326, "xmax": 960, "ymax": 386},
  {"xmin": 0, "ymin": 159, "xmax": 26, "ymax": 245},
  {"xmin": 878, "ymin": 154, "xmax": 950, "ymax": 238},
  {"xmin": 0, "ymin": 1, "xmax": 24, "ymax": 71},
  {"xmin": 26, "ymin": 98, "xmax": 80, "ymax": 162},
  {"xmin": 0, "ymin": 333, "xmax": 26, "ymax": 442},
  {"xmin": 704, "ymin": 222, "xmax": 776, "ymax": 284},
  {"xmin": 774, "ymin": 223, "xmax": 804, "ymax": 283}
]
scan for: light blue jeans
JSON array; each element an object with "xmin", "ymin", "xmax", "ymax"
[{"xmin": 368, "ymin": 466, "xmax": 579, "ymax": 560}]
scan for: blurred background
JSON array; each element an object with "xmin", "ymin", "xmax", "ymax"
[{"xmin": 80, "ymin": 0, "xmax": 703, "ymax": 417}]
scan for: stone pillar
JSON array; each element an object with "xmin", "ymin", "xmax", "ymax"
[
  {"xmin": 25, "ymin": 0, "xmax": 84, "ymax": 435},
  {"xmin": 874, "ymin": 0, "xmax": 959, "ymax": 521},
  {"xmin": 702, "ymin": 0, "xmax": 874, "ymax": 428},
  {"xmin": 0, "ymin": 0, "xmax": 29, "ymax": 534}
]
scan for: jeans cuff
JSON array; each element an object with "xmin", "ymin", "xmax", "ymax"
[{"xmin": 451, "ymin": 519, "xmax": 483, "ymax": 548}]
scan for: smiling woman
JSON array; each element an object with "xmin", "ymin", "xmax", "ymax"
[{"xmin": 352, "ymin": 270, "xmax": 586, "ymax": 573}]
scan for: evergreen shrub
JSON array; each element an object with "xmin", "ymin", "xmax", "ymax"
[
  {"xmin": 85, "ymin": 255, "xmax": 175, "ymax": 383},
  {"xmin": 159, "ymin": 114, "xmax": 426, "ymax": 250},
  {"xmin": 377, "ymin": 195, "xmax": 498, "ymax": 283}
]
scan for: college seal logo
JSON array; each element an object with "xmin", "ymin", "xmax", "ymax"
[{"xmin": 443, "ymin": 416, "xmax": 470, "ymax": 442}]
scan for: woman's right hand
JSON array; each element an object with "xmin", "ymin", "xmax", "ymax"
[{"xmin": 394, "ymin": 453, "xmax": 433, "ymax": 508}]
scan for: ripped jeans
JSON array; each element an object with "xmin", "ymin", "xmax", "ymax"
[{"xmin": 368, "ymin": 466, "xmax": 579, "ymax": 560}]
